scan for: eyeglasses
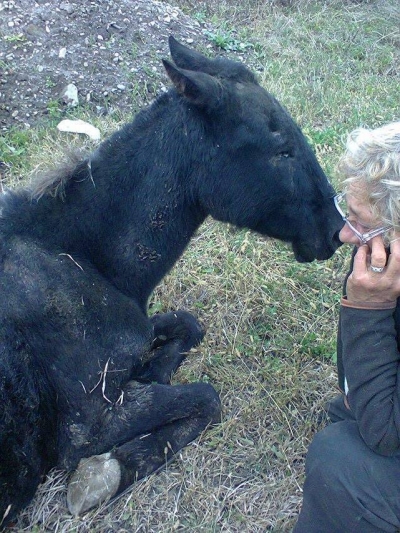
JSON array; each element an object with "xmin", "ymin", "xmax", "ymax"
[{"xmin": 334, "ymin": 192, "xmax": 390, "ymax": 245}]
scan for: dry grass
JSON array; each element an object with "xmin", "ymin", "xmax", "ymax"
[{"xmin": 3, "ymin": 0, "xmax": 399, "ymax": 531}]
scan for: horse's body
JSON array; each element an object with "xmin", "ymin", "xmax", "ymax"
[{"xmin": 0, "ymin": 37, "xmax": 343, "ymax": 524}]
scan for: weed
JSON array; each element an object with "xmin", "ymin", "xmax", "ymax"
[
  {"xmin": 193, "ymin": 10, "xmax": 208, "ymax": 24},
  {"xmin": 0, "ymin": 130, "xmax": 31, "ymax": 166},
  {"xmin": 45, "ymin": 77, "xmax": 56, "ymax": 89},
  {"xmin": 206, "ymin": 29, "xmax": 254, "ymax": 52},
  {"xmin": 3, "ymin": 33, "xmax": 26, "ymax": 43},
  {"xmin": 46, "ymin": 99, "xmax": 62, "ymax": 118},
  {"xmin": 130, "ymin": 42, "xmax": 139, "ymax": 60}
]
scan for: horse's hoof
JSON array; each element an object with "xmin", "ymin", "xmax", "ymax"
[{"xmin": 67, "ymin": 452, "xmax": 121, "ymax": 516}]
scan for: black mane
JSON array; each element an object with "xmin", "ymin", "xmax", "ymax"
[{"xmin": 30, "ymin": 150, "xmax": 89, "ymax": 201}]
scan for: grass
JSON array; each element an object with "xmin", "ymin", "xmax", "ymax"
[{"xmin": 2, "ymin": 0, "xmax": 399, "ymax": 531}]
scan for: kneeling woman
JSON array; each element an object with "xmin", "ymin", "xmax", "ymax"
[{"xmin": 295, "ymin": 121, "xmax": 400, "ymax": 533}]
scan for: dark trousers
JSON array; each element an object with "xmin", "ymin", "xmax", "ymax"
[{"xmin": 294, "ymin": 396, "xmax": 400, "ymax": 532}]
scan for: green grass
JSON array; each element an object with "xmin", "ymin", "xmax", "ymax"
[{"xmin": 4, "ymin": 1, "xmax": 399, "ymax": 531}]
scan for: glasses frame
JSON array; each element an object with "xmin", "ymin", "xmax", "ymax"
[{"xmin": 334, "ymin": 192, "xmax": 390, "ymax": 245}]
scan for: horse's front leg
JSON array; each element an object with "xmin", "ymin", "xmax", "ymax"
[
  {"xmin": 66, "ymin": 380, "xmax": 221, "ymax": 516},
  {"xmin": 137, "ymin": 310, "xmax": 205, "ymax": 384}
]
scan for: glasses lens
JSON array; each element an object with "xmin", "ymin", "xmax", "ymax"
[
  {"xmin": 335, "ymin": 192, "xmax": 390, "ymax": 244},
  {"xmin": 335, "ymin": 194, "xmax": 347, "ymax": 217}
]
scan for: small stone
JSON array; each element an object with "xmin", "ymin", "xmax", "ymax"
[
  {"xmin": 60, "ymin": 2, "xmax": 75, "ymax": 15},
  {"xmin": 59, "ymin": 47, "xmax": 67, "ymax": 59},
  {"xmin": 60, "ymin": 83, "xmax": 79, "ymax": 107},
  {"xmin": 24, "ymin": 23, "xmax": 46, "ymax": 38}
]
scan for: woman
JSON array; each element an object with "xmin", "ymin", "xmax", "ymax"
[{"xmin": 294, "ymin": 121, "xmax": 400, "ymax": 533}]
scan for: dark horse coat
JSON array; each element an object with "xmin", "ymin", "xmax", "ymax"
[{"xmin": 0, "ymin": 37, "xmax": 343, "ymax": 525}]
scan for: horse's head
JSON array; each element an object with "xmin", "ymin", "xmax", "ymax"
[{"xmin": 164, "ymin": 36, "xmax": 343, "ymax": 262}]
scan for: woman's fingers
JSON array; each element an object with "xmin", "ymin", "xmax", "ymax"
[
  {"xmin": 369, "ymin": 236, "xmax": 388, "ymax": 271},
  {"xmin": 386, "ymin": 238, "xmax": 400, "ymax": 275},
  {"xmin": 347, "ymin": 238, "xmax": 400, "ymax": 303},
  {"xmin": 352, "ymin": 244, "xmax": 369, "ymax": 275}
]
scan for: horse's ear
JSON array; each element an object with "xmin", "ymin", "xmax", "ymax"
[
  {"xmin": 163, "ymin": 59, "xmax": 222, "ymax": 110},
  {"xmin": 168, "ymin": 35, "xmax": 212, "ymax": 72}
]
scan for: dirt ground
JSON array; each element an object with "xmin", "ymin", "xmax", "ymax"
[{"xmin": 0, "ymin": 0, "xmax": 238, "ymax": 132}]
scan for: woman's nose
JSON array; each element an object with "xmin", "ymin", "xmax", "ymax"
[{"xmin": 339, "ymin": 223, "xmax": 359, "ymax": 244}]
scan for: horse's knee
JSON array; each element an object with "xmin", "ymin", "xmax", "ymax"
[
  {"xmin": 151, "ymin": 310, "xmax": 205, "ymax": 350},
  {"xmin": 189, "ymin": 382, "xmax": 222, "ymax": 424}
]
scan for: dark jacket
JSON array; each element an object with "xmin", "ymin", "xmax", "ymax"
[{"xmin": 337, "ymin": 251, "xmax": 400, "ymax": 456}]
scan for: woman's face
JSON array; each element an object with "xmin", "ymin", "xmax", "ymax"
[{"xmin": 339, "ymin": 183, "xmax": 384, "ymax": 246}]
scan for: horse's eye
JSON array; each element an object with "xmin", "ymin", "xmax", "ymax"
[{"xmin": 279, "ymin": 151, "xmax": 291, "ymax": 158}]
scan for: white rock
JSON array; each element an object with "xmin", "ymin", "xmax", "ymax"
[
  {"xmin": 59, "ymin": 47, "xmax": 67, "ymax": 59},
  {"xmin": 57, "ymin": 119, "xmax": 100, "ymax": 141},
  {"xmin": 60, "ymin": 83, "xmax": 79, "ymax": 106}
]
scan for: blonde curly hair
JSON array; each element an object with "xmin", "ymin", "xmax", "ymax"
[{"xmin": 338, "ymin": 121, "xmax": 400, "ymax": 233}]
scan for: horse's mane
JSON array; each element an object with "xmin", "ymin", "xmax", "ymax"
[{"xmin": 30, "ymin": 149, "xmax": 89, "ymax": 201}]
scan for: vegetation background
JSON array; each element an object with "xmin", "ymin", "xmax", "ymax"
[{"xmin": 1, "ymin": 0, "xmax": 399, "ymax": 531}]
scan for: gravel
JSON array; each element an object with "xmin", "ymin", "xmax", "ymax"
[{"xmin": 0, "ymin": 0, "xmax": 226, "ymax": 131}]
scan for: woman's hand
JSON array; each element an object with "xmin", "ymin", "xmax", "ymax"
[{"xmin": 346, "ymin": 237, "xmax": 400, "ymax": 304}]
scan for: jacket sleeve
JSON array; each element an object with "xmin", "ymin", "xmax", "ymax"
[
  {"xmin": 340, "ymin": 304, "xmax": 400, "ymax": 456},
  {"xmin": 336, "ymin": 250, "xmax": 355, "ymax": 394}
]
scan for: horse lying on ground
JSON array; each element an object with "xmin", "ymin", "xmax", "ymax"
[{"xmin": 0, "ymin": 36, "xmax": 343, "ymax": 526}]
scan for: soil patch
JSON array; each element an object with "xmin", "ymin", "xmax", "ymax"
[{"xmin": 0, "ymin": 0, "xmax": 247, "ymax": 132}]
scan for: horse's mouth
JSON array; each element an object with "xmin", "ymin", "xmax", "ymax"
[
  {"xmin": 292, "ymin": 243, "xmax": 315, "ymax": 263},
  {"xmin": 292, "ymin": 239, "xmax": 341, "ymax": 263}
]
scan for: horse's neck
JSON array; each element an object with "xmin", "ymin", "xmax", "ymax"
[
  {"xmin": 97, "ymin": 185, "xmax": 206, "ymax": 307},
  {"xmin": 83, "ymin": 107, "xmax": 208, "ymax": 304}
]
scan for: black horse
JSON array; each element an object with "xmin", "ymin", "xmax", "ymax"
[{"xmin": 0, "ymin": 36, "xmax": 343, "ymax": 525}]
